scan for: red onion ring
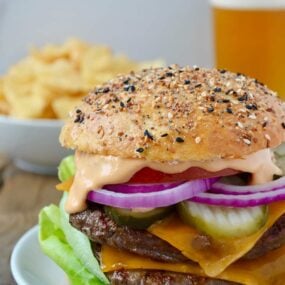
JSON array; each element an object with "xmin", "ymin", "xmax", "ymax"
[
  {"xmin": 87, "ymin": 177, "xmax": 217, "ymax": 208},
  {"xmin": 212, "ymin": 176, "xmax": 285, "ymax": 195},
  {"xmin": 191, "ymin": 187, "xmax": 285, "ymax": 207},
  {"xmin": 104, "ymin": 181, "xmax": 184, "ymax": 193}
]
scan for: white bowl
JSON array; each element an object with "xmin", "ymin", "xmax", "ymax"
[
  {"xmin": 11, "ymin": 226, "xmax": 68, "ymax": 285},
  {"xmin": 0, "ymin": 115, "xmax": 72, "ymax": 175}
]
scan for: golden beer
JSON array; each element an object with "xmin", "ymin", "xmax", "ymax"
[{"xmin": 212, "ymin": 0, "xmax": 285, "ymax": 98}]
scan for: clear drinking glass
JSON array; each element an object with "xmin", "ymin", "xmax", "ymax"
[{"xmin": 211, "ymin": 0, "xmax": 285, "ymax": 99}]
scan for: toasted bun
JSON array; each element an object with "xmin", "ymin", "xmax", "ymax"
[{"xmin": 60, "ymin": 65, "xmax": 285, "ymax": 161}]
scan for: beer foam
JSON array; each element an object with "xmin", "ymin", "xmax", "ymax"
[{"xmin": 211, "ymin": 0, "xmax": 285, "ymax": 9}]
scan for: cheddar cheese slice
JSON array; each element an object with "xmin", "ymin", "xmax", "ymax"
[
  {"xmin": 101, "ymin": 245, "xmax": 204, "ymax": 276},
  {"xmin": 101, "ymin": 244, "xmax": 285, "ymax": 285},
  {"xmin": 148, "ymin": 201, "xmax": 285, "ymax": 276}
]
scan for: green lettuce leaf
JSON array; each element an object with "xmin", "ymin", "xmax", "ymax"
[
  {"xmin": 39, "ymin": 195, "xmax": 109, "ymax": 285},
  {"xmin": 58, "ymin": 155, "xmax": 76, "ymax": 182}
]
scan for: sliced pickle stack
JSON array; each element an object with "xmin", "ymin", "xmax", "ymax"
[
  {"xmin": 178, "ymin": 201, "xmax": 268, "ymax": 239},
  {"xmin": 104, "ymin": 206, "xmax": 172, "ymax": 230}
]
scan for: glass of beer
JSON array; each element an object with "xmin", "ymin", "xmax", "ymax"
[{"xmin": 211, "ymin": 0, "xmax": 285, "ymax": 99}]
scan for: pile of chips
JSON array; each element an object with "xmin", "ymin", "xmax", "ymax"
[{"xmin": 0, "ymin": 39, "xmax": 163, "ymax": 119}]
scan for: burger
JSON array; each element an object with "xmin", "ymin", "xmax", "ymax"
[{"xmin": 39, "ymin": 65, "xmax": 285, "ymax": 285}]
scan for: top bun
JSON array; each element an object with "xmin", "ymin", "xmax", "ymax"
[{"xmin": 60, "ymin": 65, "xmax": 285, "ymax": 161}]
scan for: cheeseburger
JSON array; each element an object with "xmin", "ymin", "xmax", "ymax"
[{"xmin": 39, "ymin": 65, "xmax": 285, "ymax": 285}]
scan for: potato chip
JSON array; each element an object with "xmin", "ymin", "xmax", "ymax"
[
  {"xmin": 31, "ymin": 38, "xmax": 89, "ymax": 66},
  {"xmin": 3, "ymin": 81, "xmax": 49, "ymax": 118},
  {"xmin": 0, "ymin": 38, "xmax": 164, "ymax": 119},
  {"xmin": 35, "ymin": 59, "xmax": 83, "ymax": 94}
]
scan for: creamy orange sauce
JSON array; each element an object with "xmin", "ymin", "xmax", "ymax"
[{"xmin": 66, "ymin": 149, "xmax": 281, "ymax": 213}]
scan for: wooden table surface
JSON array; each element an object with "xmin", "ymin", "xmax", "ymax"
[{"xmin": 0, "ymin": 156, "xmax": 62, "ymax": 285}]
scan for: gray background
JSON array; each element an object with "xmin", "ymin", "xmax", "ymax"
[{"xmin": 0, "ymin": 0, "xmax": 213, "ymax": 73}]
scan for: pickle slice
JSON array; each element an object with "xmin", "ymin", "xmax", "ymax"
[
  {"xmin": 178, "ymin": 201, "xmax": 268, "ymax": 239},
  {"xmin": 104, "ymin": 206, "xmax": 172, "ymax": 229}
]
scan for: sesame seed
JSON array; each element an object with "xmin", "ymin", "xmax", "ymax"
[
  {"xmin": 265, "ymin": 134, "xmax": 271, "ymax": 141},
  {"xmin": 208, "ymin": 78, "xmax": 215, "ymax": 87},
  {"xmin": 123, "ymin": 78, "xmax": 130, "ymax": 84},
  {"xmin": 282, "ymin": 122, "xmax": 285, "ymax": 129},
  {"xmin": 254, "ymin": 79, "xmax": 264, "ymax": 86},
  {"xmin": 144, "ymin": 129, "xmax": 154, "ymax": 140},
  {"xmin": 124, "ymin": 85, "xmax": 136, "ymax": 92},
  {"xmin": 236, "ymin": 121, "xmax": 244, "ymax": 128},
  {"xmin": 74, "ymin": 113, "xmax": 84, "ymax": 123},
  {"xmin": 176, "ymin": 137, "xmax": 184, "ymax": 143},
  {"xmin": 243, "ymin": 138, "xmax": 251, "ymax": 145},
  {"xmin": 95, "ymin": 87, "xmax": 110, "ymax": 94},
  {"xmin": 195, "ymin": 84, "xmax": 202, "ymax": 88},
  {"xmin": 166, "ymin": 72, "xmax": 174, "ymax": 77},
  {"xmin": 74, "ymin": 116, "xmax": 84, "ymax": 124},
  {"xmin": 74, "ymin": 117, "xmax": 80, "ymax": 123},
  {"xmin": 248, "ymin": 92, "xmax": 254, "ymax": 99},
  {"xmin": 136, "ymin": 147, "xmax": 144, "ymax": 153},
  {"xmin": 213, "ymin": 87, "xmax": 222, "ymax": 92},
  {"xmin": 195, "ymin": 137, "xmax": 201, "ymax": 144},
  {"xmin": 226, "ymin": 107, "xmax": 233, "ymax": 114},
  {"xmin": 238, "ymin": 94, "xmax": 248, "ymax": 101},
  {"xmin": 207, "ymin": 106, "xmax": 214, "ymax": 113},
  {"xmin": 76, "ymin": 109, "xmax": 82, "ymax": 113},
  {"xmin": 120, "ymin": 101, "xmax": 125, "ymax": 108},
  {"xmin": 225, "ymin": 89, "xmax": 233, "ymax": 95},
  {"xmin": 184, "ymin": 79, "xmax": 191, "ymax": 85},
  {"xmin": 217, "ymin": 99, "xmax": 230, "ymax": 103},
  {"xmin": 161, "ymin": 133, "xmax": 168, "ymax": 137},
  {"xmin": 97, "ymin": 126, "xmax": 105, "ymax": 139},
  {"xmin": 248, "ymin": 113, "xmax": 256, "ymax": 119},
  {"xmin": 219, "ymin": 69, "xmax": 227, "ymax": 74},
  {"xmin": 245, "ymin": 104, "xmax": 257, "ymax": 110},
  {"xmin": 102, "ymin": 104, "xmax": 108, "ymax": 110},
  {"xmin": 225, "ymin": 81, "xmax": 232, "ymax": 88},
  {"xmin": 168, "ymin": 112, "xmax": 173, "ymax": 119}
]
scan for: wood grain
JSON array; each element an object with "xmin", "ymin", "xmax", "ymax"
[{"xmin": 0, "ymin": 159, "xmax": 61, "ymax": 285}]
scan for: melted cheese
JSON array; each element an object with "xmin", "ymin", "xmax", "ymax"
[
  {"xmin": 148, "ymin": 201, "xmax": 285, "ymax": 277},
  {"xmin": 101, "ymin": 244, "xmax": 285, "ymax": 285},
  {"xmin": 56, "ymin": 177, "xmax": 73, "ymax": 191},
  {"xmin": 101, "ymin": 245, "xmax": 204, "ymax": 276},
  {"xmin": 66, "ymin": 149, "xmax": 280, "ymax": 213}
]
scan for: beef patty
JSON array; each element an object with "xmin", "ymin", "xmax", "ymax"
[
  {"xmin": 106, "ymin": 269, "xmax": 240, "ymax": 285},
  {"xmin": 70, "ymin": 205, "xmax": 189, "ymax": 263},
  {"xmin": 69, "ymin": 205, "xmax": 285, "ymax": 285}
]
